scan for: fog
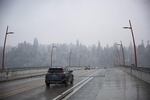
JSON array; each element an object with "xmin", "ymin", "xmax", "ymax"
[{"xmin": 0, "ymin": 0, "xmax": 150, "ymax": 46}]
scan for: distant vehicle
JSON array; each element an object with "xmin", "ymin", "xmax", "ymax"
[
  {"xmin": 84, "ymin": 66, "xmax": 90, "ymax": 70},
  {"xmin": 45, "ymin": 67, "xmax": 74, "ymax": 87}
]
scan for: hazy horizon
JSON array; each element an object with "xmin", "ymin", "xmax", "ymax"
[{"xmin": 0, "ymin": 0, "xmax": 150, "ymax": 47}]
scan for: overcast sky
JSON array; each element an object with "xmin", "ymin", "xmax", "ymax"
[{"xmin": 0, "ymin": 0, "xmax": 150, "ymax": 46}]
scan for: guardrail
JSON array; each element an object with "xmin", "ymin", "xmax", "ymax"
[
  {"xmin": 0, "ymin": 67, "xmax": 49, "ymax": 82},
  {"xmin": 121, "ymin": 65, "xmax": 150, "ymax": 72},
  {"xmin": 0, "ymin": 66, "xmax": 84, "ymax": 82},
  {"xmin": 0, "ymin": 66, "xmax": 50, "ymax": 71},
  {"xmin": 119, "ymin": 65, "xmax": 150, "ymax": 84}
]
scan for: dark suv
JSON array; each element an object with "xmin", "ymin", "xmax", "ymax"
[{"xmin": 45, "ymin": 67, "xmax": 74, "ymax": 87}]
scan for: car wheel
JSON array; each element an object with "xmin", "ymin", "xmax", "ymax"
[
  {"xmin": 70, "ymin": 80, "xmax": 73, "ymax": 85},
  {"xmin": 46, "ymin": 82, "xmax": 50, "ymax": 87},
  {"xmin": 64, "ymin": 81, "xmax": 68, "ymax": 87},
  {"xmin": 70, "ymin": 75, "xmax": 74, "ymax": 85}
]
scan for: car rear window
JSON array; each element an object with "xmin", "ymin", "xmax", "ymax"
[{"xmin": 48, "ymin": 68, "xmax": 64, "ymax": 73}]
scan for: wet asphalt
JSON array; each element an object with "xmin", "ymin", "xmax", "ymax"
[
  {"xmin": 68, "ymin": 68, "xmax": 150, "ymax": 100},
  {"xmin": 1, "ymin": 68, "xmax": 150, "ymax": 100},
  {"xmin": 0, "ymin": 69, "xmax": 96, "ymax": 100}
]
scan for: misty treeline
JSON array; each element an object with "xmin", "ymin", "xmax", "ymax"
[{"xmin": 0, "ymin": 38, "xmax": 150, "ymax": 68}]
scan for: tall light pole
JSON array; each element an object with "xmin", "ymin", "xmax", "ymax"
[
  {"xmin": 120, "ymin": 41, "xmax": 125, "ymax": 66},
  {"xmin": 115, "ymin": 41, "xmax": 125, "ymax": 66},
  {"xmin": 50, "ymin": 44, "xmax": 56, "ymax": 68},
  {"xmin": 78, "ymin": 54, "xmax": 81, "ymax": 67},
  {"xmin": 114, "ymin": 44, "xmax": 121, "ymax": 65},
  {"xmin": 68, "ymin": 49, "xmax": 72, "ymax": 67},
  {"xmin": 123, "ymin": 20, "xmax": 137, "ymax": 67},
  {"xmin": 2, "ymin": 26, "xmax": 14, "ymax": 70}
]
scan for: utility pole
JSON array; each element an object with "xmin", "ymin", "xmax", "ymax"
[
  {"xmin": 123, "ymin": 20, "xmax": 137, "ymax": 67},
  {"xmin": 2, "ymin": 26, "xmax": 14, "ymax": 70},
  {"xmin": 50, "ymin": 44, "xmax": 56, "ymax": 68}
]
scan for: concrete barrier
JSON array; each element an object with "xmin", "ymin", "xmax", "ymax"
[
  {"xmin": 119, "ymin": 66, "xmax": 150, "ymax": 84},
  {"xmin": 0, "ymin": 68, "xmax": 48, "ymax": 82},
  {"xmin": 0, "ymin": 66, "xmax": 83, "ymax": 82}
]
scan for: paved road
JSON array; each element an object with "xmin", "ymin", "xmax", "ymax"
[
  {"xmin": 0, "ymin": 69, "xmax": 97, "ymax": 100},
  {"xmin": 68, "ymin": 68, "xmax": 150, "ymax": 100},
  {"xmin": 1, "ymin": 68, "xmax": 150, "ymax": 100}
]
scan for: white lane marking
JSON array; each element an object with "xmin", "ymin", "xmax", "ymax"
[
  {"xmin": 62, "ymin": 77, "xmax": 93, "ymax": 100},
  {"xmin": 52, "ymin": 74, "xmax": 93, "ymax": 100},
  {"xmin": 53, "ymin": 77, "xmax": 90, "ymax": 100},
  {"xmin": 52, "ymin": 70, "xmax": 101, "ymax": 100}
]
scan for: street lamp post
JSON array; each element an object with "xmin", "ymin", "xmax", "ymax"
[
  {"xmin": 114, "ymin": 44, "xmax": 121, "ymax": 66},
  {"xmin": 115, "ymin": 41, "xmax": 125, "ymax": 66},
  {"xmin": 2, "ymin": 26, "xmax": 14, "ymax": 70},
  {"xmin": 120, "ymin": 41, "xmax": 125, "ymax": 66},
  {"xmin": 123, "ymin": 20, "xmax": 137, "ymax": 67},
  {"xmin": 78, "ymin": 55, "xmax": 81, "ymax": 67},
  {"xmin": 50, "ymin": 45, "xmax": 56, "ymax": 68},
  {"xmin": 68, "ymin": 49, "xmax": 72, "ymax": 67}
]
